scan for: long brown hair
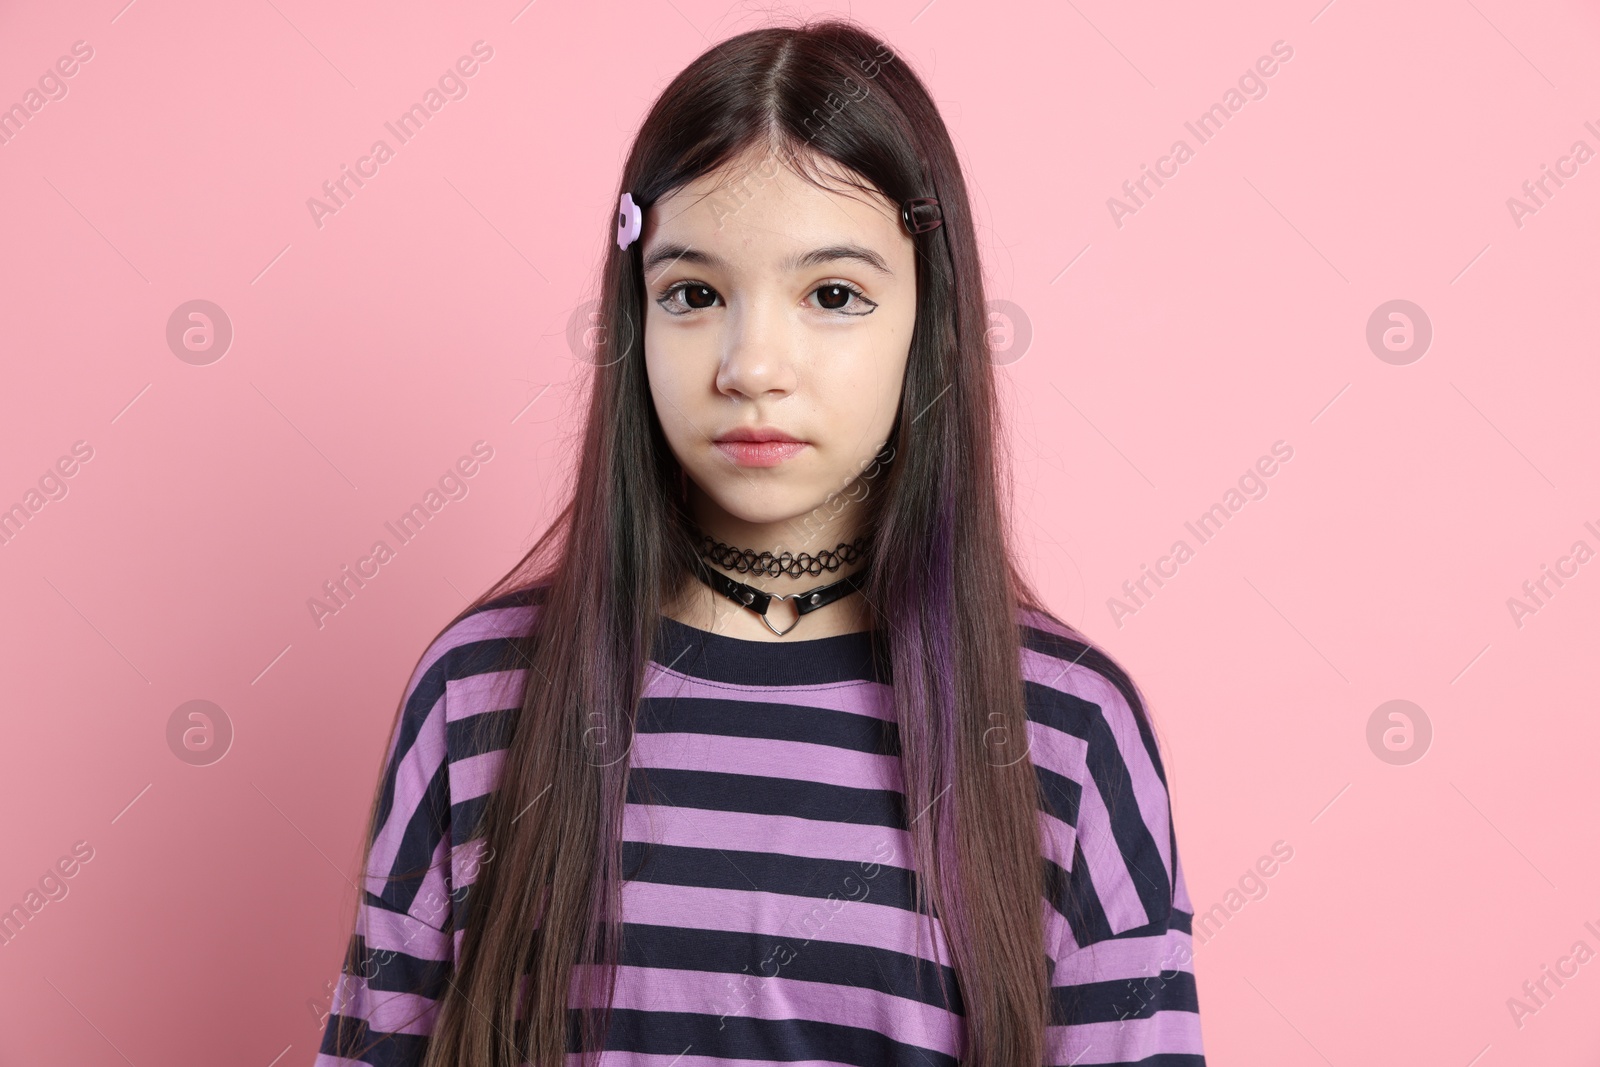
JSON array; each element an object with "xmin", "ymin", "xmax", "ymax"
[{"xmin": 334, "ymin": 16, "xmax": 1087, "ymax": 1066}]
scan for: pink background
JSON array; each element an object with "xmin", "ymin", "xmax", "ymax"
[{"xmin": 2, "ymin": 0, "xmax": 1597, "ymax": 1063}]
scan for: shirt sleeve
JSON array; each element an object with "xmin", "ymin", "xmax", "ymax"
[
  {"xmin": 315, "ymin": 645, "xmax": 461, "ymax": 1067},
  {"xmin": 1043, "ymin": 668, "xmax": 1206, "ymax": 1066}
]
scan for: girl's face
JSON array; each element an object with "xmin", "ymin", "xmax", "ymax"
[{"xmin": 640, "ymin": 150, "xmax": 918, "ymax": 553}]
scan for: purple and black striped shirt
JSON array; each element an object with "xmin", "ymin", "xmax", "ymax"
[{"xmin": 315, "ymin": 587, "xmax": 1205, "ymax": 1065}]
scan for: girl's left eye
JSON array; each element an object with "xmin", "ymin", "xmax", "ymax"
[{"xmin": 809, "ymin": 282, "xmax": 875, "ymax": 315}]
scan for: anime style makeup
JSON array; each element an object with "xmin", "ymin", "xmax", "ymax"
[{"xmin": 639, "ymin": 146, "xmax": 917, "ymax": 560}]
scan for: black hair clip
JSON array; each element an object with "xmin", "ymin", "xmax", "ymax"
[{"xmin": 900, "ymin": 196, "xmax": 943, "ymax": 235}]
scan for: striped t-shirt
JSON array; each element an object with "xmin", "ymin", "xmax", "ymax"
[{"xmin": 315, "ymin": 587, "xmax": 1205, "ymax": 1066}]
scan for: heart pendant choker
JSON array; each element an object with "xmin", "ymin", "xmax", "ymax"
[{"xmin": 689, "ymin": 533, "xmax": 872, "ymax": 637}]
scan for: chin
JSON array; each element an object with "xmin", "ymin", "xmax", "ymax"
[{"xmin": 695, "ymin": 483, "xmax": 818, "ymax": 529}]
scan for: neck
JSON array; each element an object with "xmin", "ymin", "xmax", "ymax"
[
  {"xmin": 667, "ymin": 486, "xmax": 876, "ymax": 641},
  {"xmin": 687, "ymin": 484, "xmax": 873, "ymax": 582}
]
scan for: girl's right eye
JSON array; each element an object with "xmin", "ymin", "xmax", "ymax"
[{"xmin": 656, "ymin": 282, "xmax": 720, "ymax": 315}]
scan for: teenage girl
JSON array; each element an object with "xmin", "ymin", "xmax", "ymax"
[{"xmin": 317, "ymin": 18, "xmax": 1205, "ymax": 1067}]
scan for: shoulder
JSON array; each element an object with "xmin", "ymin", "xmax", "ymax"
[
  {"xmin": 382, "ymin": 584, "xmax": 546, "ymax": 787},
  {"xmin": 1014, "ymin": 605, "xmax": 1184, "ymax": 948},
  {"xmin": 1014, "ymin": 604, "xmax": 1167, "ymax": 790},
  {"xmin": 368, "ymin": 586, "xmax": 545, "ymax": 896},
  {"xmin": 395, "ymin": 584, "xmax": 546, "ymax": 720}
]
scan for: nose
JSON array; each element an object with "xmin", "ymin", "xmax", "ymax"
[{"xmin": 715, "ymin": 291, "xmax": 799, "ymax": 401}]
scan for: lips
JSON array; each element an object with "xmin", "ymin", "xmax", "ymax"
[
  {"xmin": 714, "ymin": 426, "xmax": 802, "ymax": 444},
  {"xmin": 712, "ymin": 426, "xmax": 808, "ymax": 468}
]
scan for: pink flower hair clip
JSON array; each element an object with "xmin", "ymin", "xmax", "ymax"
[{"xmin": 617, "ymin": 192, "xmax": 643, "ymax": 251}]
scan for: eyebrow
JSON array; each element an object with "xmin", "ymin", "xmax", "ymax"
[{"xmin": 641, "ymin": 242, "xmax": 894, "ymax": 279}]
